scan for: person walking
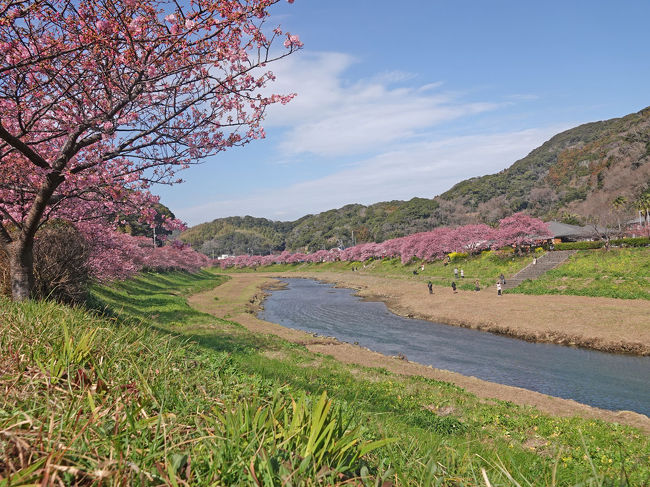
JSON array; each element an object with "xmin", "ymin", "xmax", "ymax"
[
  {"xmin": 499, "ymin": 273, "xmax": 506, "ymax": 285},
  {"xmin": 451, "ymin": 281, "xmax": 457, "ymax": 293},
  {"xmin": 474, "ymin": 279, "xmax": 480, "ymax": 291},
  {"xmin": 460, "ymin": 268, "xmax": 464, "ymax": 279},
  {"xmin": 454, "ymin": 267, "xmax": 459, "ymax": 279},
  {"xmin": 427, "ymin": 281, "xmax": 433, "ymax": 294},
  {"xmin": 497, "ymin": 281, "xmax": 502, "ymax": 296}
]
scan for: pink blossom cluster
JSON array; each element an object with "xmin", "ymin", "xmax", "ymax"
[
  {"xmin": 0, "ymin": 0, "xmax": 300, "ymax": 300},
  {"xmin": 0, "ymin": 0, "xmax": 300, "ymax": 231},
  {"xmin": 219, "ymin": 213, "xmax": 552, "ymax": 269},
  {"xmin": 77, "ymin": 223, "xmax": 211, "ymax": 281}
]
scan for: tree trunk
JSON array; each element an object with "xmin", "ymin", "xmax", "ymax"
[{"xmin": 8, "ymin": 241, "xmax": 34, "ymax": 301}]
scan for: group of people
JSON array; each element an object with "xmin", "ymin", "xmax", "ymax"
[
  {"xmin": 422, "ymin": 254, "xmax": 543, "ymax": 297},
  {"xmin": 497, "ymin": 273, "xmax": 506, "ymax": 296},
  {"xmin": 426, "ymin": 271, "xmax": 507, "ymax": 296}
]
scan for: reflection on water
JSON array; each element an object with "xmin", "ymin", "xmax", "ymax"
[{"xmin": 259, "ymin": 278, "xmax": 650, "ymax": 416}]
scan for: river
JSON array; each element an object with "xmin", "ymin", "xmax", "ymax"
[{"xmin": 258, "ymin": 278, "xmax": 650, "ymax": 416}]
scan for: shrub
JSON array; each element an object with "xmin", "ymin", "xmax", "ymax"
[
  {"xmin": 447, "ymin": 252, "xmax": 468, "ymax": 262},
  {"xmin": 487, "ymin": 248, "xmax": 514, "ymax": 262},
  {"xmin": 555, "ymin": 241, "xmax": 604, "ymax": 250},
  {"xmin": 555, "ymin": 237, "xmax": 650, "ymax": 251},
  {"xmin": 610, "ymin": 236, "xmax": 650, "ymax": 247},
  {"xmin": 0, "ymin": 222, "xmax": 90, "ymax": 304}
]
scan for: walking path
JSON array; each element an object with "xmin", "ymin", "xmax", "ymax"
[{"xmin": 188, "ymin": 273, "xmax": 650, "ymax": 432}]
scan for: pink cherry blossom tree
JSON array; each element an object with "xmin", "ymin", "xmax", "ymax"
[
  {"xmin": 0, "ymin": 0, "xmax": 301, "ymax": 299},
  {"xmin": 493, "ymin": 213, "xmax": 552, "ymax": 249}
]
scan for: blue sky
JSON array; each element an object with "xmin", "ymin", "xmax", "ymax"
[{"xmin": 157, "ymin": 0, "xmax": 650, "ymax": 226}]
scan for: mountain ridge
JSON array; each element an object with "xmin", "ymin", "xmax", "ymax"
[{"xmin": 180, "ymin": 107, "xmax": 650, "ymax": 255}]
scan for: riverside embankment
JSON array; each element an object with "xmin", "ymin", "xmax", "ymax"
[{"xmin": 189, "ymin": 272, "xmax": 650, "ymax": 432}]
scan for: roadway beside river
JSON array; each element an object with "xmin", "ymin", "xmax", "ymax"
[{"xmin": 188, "ymin": 272, "xmax": 650, "ymax": 432}]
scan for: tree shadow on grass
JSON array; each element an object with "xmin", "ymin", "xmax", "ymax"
[
  {"xmin": 90, "ymin": 286, "xmax": 274, "ymax": 356},
  {"xmin": 105, "ymin": 270, "xmax": 219, "ymax": 297}
]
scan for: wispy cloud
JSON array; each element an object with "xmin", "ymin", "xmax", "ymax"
[{"xmin": 263, "ymin": 52, "xmax": 500, "ymax": 158}]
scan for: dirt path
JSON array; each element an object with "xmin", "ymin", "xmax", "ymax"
[{"xmin": 189, "ymin": 273, "xmax": 650, "ymax": 432}]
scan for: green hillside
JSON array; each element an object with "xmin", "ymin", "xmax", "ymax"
[
  {"xmin": 180, "ymin": 215, "xmax": 292, "ymax": 256},
  {"xmin": 181, "ymin": 198, "xmax": 440, "ymax": 253},
  {"xmin": 181, "ymin": 107, "xmax": 650, "ymax": 255},
  {"xmin": 438, "ymin": 107, "xmax": 650, "ymax": 223}
]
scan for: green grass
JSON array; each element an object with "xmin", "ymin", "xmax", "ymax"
[
  {"xmin": 510, "ymin": 248, "xmax": 650, "ymax": 300},
  {"xmin": 216, "ymin": 250, "xmax": 533, "ymax": 291},
  {"xmin": 219, "ymin": 247, "xmax": 650, "ymax": 298},
  {"xmin": 1, "ymin": 270, "xmax": 648, "ymax": 485}
]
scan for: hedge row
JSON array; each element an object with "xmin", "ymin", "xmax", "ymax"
[{"xmin": 555, "ymin": 237, "xmax": 650, "ymax": 250}]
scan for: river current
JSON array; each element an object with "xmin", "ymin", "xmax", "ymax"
[{"xmin": 258, "ymin": 278, "xmax": 650, "ymax": 416}]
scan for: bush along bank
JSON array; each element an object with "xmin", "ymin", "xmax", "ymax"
[
  {"xmin": 555, "ymin": 236, "xmax": 650, "ymax": 250},
  {"xmin": 1, "ymin": 270, "xmax": 648, "ymax": 485}
]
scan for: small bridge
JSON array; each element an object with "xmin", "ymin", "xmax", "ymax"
[{"xmin": 503, "ymin": 250, "xmax": 577, "ymax": 290}]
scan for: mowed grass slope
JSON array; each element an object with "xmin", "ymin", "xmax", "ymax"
[
  {"xmin": 1, "ymin": 270, "xmax": 648, "ymax": 485},
  {"xmin": 511, "ymin": 247, "xmax": 650, "ymax": 300}
]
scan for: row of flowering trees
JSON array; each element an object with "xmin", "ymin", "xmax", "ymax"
[
  {"xmin": 77, "ymin": 223, "xmax": 212, "ymax": 281},
  {"xmin": 219, "ymin": 214, "xmax": 552, "ymax": 269}
]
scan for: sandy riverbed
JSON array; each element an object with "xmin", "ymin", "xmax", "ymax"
[{"xmin": 189, "ymin": 272, "xmax": 650, "ymax": 432}]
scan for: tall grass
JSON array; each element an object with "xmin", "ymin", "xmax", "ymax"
[
  {"xmin": 1, "ymin": 274, "xmax": 386, "ymax": 485},
  {"xmin": 1, "ymin": 270, "xmax": 648, "ymax": 485}
]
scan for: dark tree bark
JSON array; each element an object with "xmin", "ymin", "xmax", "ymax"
[
  {"xmin": 8, "ymin": 241, "xmax": 34, "ymax": 300},
  {"xmin": 0, "ymin": 169, "xmax": 64, "ymax": 301}
]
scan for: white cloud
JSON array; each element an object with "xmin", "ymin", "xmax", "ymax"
[
  {"xmin": 177, "ymin": 126, "xmax": 566, "ymax": 225},
  {"xmin": 262, "ymin": 52, "xmax": 500, "ymax": 157}
]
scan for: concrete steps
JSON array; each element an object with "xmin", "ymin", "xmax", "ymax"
[{"xmin": 502, "ymin": 250, "xmax": 577, "ymax": 290}]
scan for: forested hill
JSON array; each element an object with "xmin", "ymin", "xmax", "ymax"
[
  {"xmin": 437, "ymin": 106, "xmax": 650, "ymax": 225},
  {"xmin": 180, "ymin": 198, "xmax": 440, "ymax": 255},
  {"xmin": 181, "ymin": 107, "xmax": 650, "ymax": 255}
]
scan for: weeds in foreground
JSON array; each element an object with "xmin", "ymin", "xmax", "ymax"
[{"xmin": 1, "ymin": 270, "xmax": 648, "ymax": 485}]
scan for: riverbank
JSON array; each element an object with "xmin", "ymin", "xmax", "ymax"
[
  {"xmin": 285, "ymin": 271, "xmax": 650, "ymax": 355},
  {"xmin": 5, "ymin": 271, "xmax": 648, "ymax": 485},
  {"xmin": 189, "ymin": 273, "xmax": 650, "ymax": 432}
]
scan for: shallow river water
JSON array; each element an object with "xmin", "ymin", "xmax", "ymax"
[{"xmin": 259, "ymin": 278, "xmax": 650, "ymax": 416}]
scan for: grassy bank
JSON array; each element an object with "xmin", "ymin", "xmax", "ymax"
[
  {"xmin": 217, "ymin": 247, "xmax": 650, "ymax": 299},
  {"xmin": 510, "ymin": 247, "xmax": 650, "ymax": 300},
  {"xmin": 1, "ymin": 271, "xmax": 648, "ymax": 485},
  {"xmin": 216, "ymin": 251, "xmax": 532, "ymax": 291}
]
